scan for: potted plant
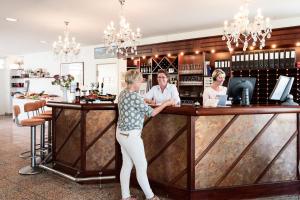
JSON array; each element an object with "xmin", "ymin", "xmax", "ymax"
[{"xmin": 51, "ymin": 74, "xmax": 74, "ymax": 101}]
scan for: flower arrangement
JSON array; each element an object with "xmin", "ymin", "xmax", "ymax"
[{"xmin": 51, "ymin": 74, "xmax": 74, "ymax": 89}]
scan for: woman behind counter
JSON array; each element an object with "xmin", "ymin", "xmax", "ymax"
[
  {"xmin": 144, "ymin": 69, "xmax": 180, "ymax": 105},
  {"xmin": 117, "ymin": 70, "xmax": 175, "ymax": 200},
  {"xmin": 202, "ymin": 69, "xmax": 227, "ymax": 106}
]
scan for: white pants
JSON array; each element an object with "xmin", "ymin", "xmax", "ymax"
[{"xmin": 116, "ymin": 128, "xmax": 154, "ymax": 199}]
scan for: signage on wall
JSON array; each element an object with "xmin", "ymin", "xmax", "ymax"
[{"xmin": 94, "ymin": 47, "xmax": 117, "ymax": 59}]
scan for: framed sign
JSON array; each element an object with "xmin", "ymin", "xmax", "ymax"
[
  {"xmin": 94, "ymin": 47, "xmax": 116, "ymax": 59},
  {"xmin": 60, "ymin": 62, "xmax": 84, "ymax": 86}
]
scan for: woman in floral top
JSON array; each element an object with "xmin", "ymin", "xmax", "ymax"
[{"xmin": 117, "ymin": 70, "xmax": 174, "ymax": 200}]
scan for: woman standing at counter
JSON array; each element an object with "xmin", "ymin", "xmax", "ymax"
[
  {"xmin": 117, "ymin": 70, "xmax": 174, "ymax": 200},
  {"xmin": 202, "ymin": 69, "xmax": 227, "ymax": 106},
  {"xmin": 144, "ymin": 69, "xmax": 180, "ymax": 105}
]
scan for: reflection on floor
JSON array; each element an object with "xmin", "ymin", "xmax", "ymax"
[{"xmin": 0, "ymin": 116, "xmax": 299, "ymax": 200}]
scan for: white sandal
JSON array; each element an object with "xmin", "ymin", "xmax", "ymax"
[
  {"xmin": 146, "ymin": 195, "xmax": 160, "ymax": 200},
  {"xmin": 121, "ymin": 195, "xmax": 137, "ymax": 200}
]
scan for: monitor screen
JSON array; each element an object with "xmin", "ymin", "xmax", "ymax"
[
  {"xmin": 227, "ymin": 77, "xmax": 256, "ymax": 105},
  {"xmin": 269, "ymin": 75, "xmax": 294, "ymax": 101}
]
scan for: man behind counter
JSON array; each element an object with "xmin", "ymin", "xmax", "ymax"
[{"xmin": 144, "ymin": 69, "xmax": 181, "ymax": 105}]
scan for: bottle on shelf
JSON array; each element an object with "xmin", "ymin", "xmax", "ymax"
[{"xmin": 75, "ymin": 82, "xmax": 81, "ymax": 103}]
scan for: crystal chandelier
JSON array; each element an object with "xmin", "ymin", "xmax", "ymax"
[
  {"xmin": 104, "ymin": 0, "xmax": 141, "ymax": 57},
  {"xmin": 222, "ymin": 1, "xmax": 272, "ymax": 51},
  {"xmin": 53, "ymin": 21, "xmax": 80, "ymax": 56}
]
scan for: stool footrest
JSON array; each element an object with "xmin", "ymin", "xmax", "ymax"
[{"xmin": 19, "ymin": 166, "xmax": 42, "ymax": 175}]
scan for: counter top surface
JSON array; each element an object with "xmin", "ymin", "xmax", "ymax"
[{"xmin": 47, "ymin": 101, "xmax": 300, "ymax": 115}]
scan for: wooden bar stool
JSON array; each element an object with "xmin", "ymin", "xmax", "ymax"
[{"xmin": 13, "ymin": 105, "xmax": 44, "ymax": 175}]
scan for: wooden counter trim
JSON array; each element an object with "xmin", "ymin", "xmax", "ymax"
[
  {"xmin": 190, "ymin": 180, "xmax": 300, "ymax": 200},
  {"xmin": 47, "ymin": 101, "xmax": 117, "ymax": 110},
  {"xmin": 254, "ymin": 130, "xmax": 298, "ymax": 184},
  {"xmin": 147, "ymin": 123, "xmax": 188, "ymax": 166},
  {"xmin": 47, "ymin": 101, "xmax": 300, "ymax": 116},
  {"xmin": 196, "ymin": 106, "xmax": 300, "ymax": 116},
  {"xmin": 215, "ymin": 114, "xmax": 278, "ymax": 186},
  {"xmin": 194, "ymin": 115, "xmax": 239, "ymax": 165},
  {"xmin": 71, "ymin": 118, "xmax": 117, "ymax": 167},
  {"xmin": 54, "ymin": 108, "xmax": 63, "ymax": 121},
  {"xmin": 81, "ymin": 110, "xmax": 87, "ymax": 172},
  {"xmin": 297, "ymin": 114, "xmax": 300, "ymax": 180},
  {"xmin": 56, "ymin": 119, "xmax": 81, "ymax": 157},
  {"xmin": 188, "ymin": 116, "xmax": 196, "ymax": 190}
]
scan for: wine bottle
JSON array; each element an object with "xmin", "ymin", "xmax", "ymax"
[
  {"xmin": 75, "ymin": 82, "xmax": 81, "ymax": 103},
  {"xmin": 101, "ymin": 78, "xmax": 104, "ymax": 95}
]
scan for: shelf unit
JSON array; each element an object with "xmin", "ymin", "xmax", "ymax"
[
  {"xmin": 126, "ymin": 26, "xmax": 300, "ymax": 105},
  {"xmin": 10, "ymin": 69, "xmax": 27, "ymax": 96}
]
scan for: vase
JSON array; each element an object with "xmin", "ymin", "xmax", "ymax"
[{"xmin": 61, "ymin": 87, "xmax": 68, "ymax": 102}]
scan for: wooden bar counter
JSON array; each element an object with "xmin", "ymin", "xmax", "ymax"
[{"xmin": 47, "ymin": 101, "xmax": 300, "ymax": 200}]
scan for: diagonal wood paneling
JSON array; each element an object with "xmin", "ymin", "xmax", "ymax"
[
  {"xmin": 255, "ymin": 130, "xmax": 298, "ymax": 183},
  {"xmin": 169, "ymin": 115, "xmax": 238, "ymax": 186},
  {"xmin": 215, "ymin": 114, "xmax": 278, "ymax": 186},
  {"xmin": 194, "ymin": 115, "xmax": 235, "ymax": 163},
  {"xmin": 220, "ymin": 113, "xmax": 297, "ymax": 187},
  {"xmin": 258, "ymin": 137, "xmax": 297, "ymax": 183},
  {"xmin": 142, "ymin": 114, "xmax": 188, "ymax": 189},
  {"xmin": 73, "ymin": 110, "xmax": 117, "ymax": 169},
  {"xmin": 195, "ymin": 114, "xmax": 272, "ymax": 189},
  {"xmin": 55, "ymin": 109, "xmax": 82, "ymax": 166}
]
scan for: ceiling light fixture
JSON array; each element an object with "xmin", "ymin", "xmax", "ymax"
[
  {"xmin": 53, "ymin": 21, "xmax": 80, "ymax": 57},
  {"xmin": 296, "ymin": 42, "xmax": 300, "ymax": 47},
  {"xmin": 222, "ymin": 0, "xmax": 272, "ymax": 51},
  {"xmin": 5, "ymin": 17, "xmax": 17, "ymax": 22},
  {"xmin": 104, "ymin": 0, "xmax": 141, "ymax": 57}
]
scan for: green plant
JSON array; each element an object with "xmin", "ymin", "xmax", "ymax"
[{"xmin": 51, "ymin": 74, "xmax": 74, "ymax": 89}]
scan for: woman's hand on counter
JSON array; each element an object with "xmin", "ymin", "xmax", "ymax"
[{"xmin": 151, "ymin": 99, "xmax": 175, "ymax": 117}]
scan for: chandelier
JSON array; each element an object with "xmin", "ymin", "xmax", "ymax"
[
  {"xmin": 222, "ymin": 1, "xmax": 272, "ymax": 51},
  {"xmin": 53, "ymin": 21, "xmax": 80, "ymax": 56},
  {"xmin": 104, "ymin": 0, "xmax": 141, "ymax": 57}
]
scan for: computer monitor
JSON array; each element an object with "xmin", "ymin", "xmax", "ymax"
[
  {"xmin": 227, "ymin": 77, "xmax": 256, "ymax": 105},
  {"xmin": 269, "ymin": 75, "xmax": 298, "ymax": 105}
]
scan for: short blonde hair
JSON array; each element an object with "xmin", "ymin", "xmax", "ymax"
[
  {"xmin": 212, "ymin": 69, "xmax": 226, "ymax": 81},
  {"xmin": 125, "ymin": 69, "xmax": 143, "ymax": 85}
]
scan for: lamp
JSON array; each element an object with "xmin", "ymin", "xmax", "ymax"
[
  {"xmin": 53, "ymin": 21, "xmax": 80, "ymax": 56},
  {"xmin": 104, "ymin": 0, "xmax": 142, "ymax": 57},
  {"xmin": 222, "ymin": 0, "xmax": 272, "ymax": 51}
]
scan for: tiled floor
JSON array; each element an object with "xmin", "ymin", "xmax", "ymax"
[{"xmin": 0, "ymin": 116, "xmax": 299, "ymax": 200}]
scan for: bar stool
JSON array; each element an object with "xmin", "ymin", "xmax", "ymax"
[
  {"xmin": 40, "ymin": 100, "xmax": 53, "ymax": 155},
  {"xmin": 13, "ymin": 105, "xmax": 44, "ymax": 175},
  {"xmin": 32, "ymin": 101, "xmax": 53, "ymax": 160},
  {"xmin": 41, "ymin": 100, "xmax": 52, "ymax": 115},
  {"xmin": 18, "ymin": 102, "xmax": 43, "ymax": 159}
]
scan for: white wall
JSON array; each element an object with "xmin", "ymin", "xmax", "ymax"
[{"xmin": 0, "ymin": 58, "xmax": 8, "ymax": 115}]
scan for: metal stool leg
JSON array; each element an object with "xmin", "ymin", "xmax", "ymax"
[
  {"xmin": 19, "ymin": 126, "xmax": 42, "ymax": 175},
  {"xmin": 48, "ymin": 120, "xmax": 52, "ymax": 154},
  {"xmin": 40, "ymin": 124, "xmax": 45, "ymax": 160}
]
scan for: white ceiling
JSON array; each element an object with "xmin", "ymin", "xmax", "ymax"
[{"xmin": 1, "ymin": 0, "xmax": 300, "ymax": 57}]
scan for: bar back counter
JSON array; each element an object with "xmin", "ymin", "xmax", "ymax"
[{"xmin": 47, "ymin": 101, "xmax": 300, "ymax": 200}]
